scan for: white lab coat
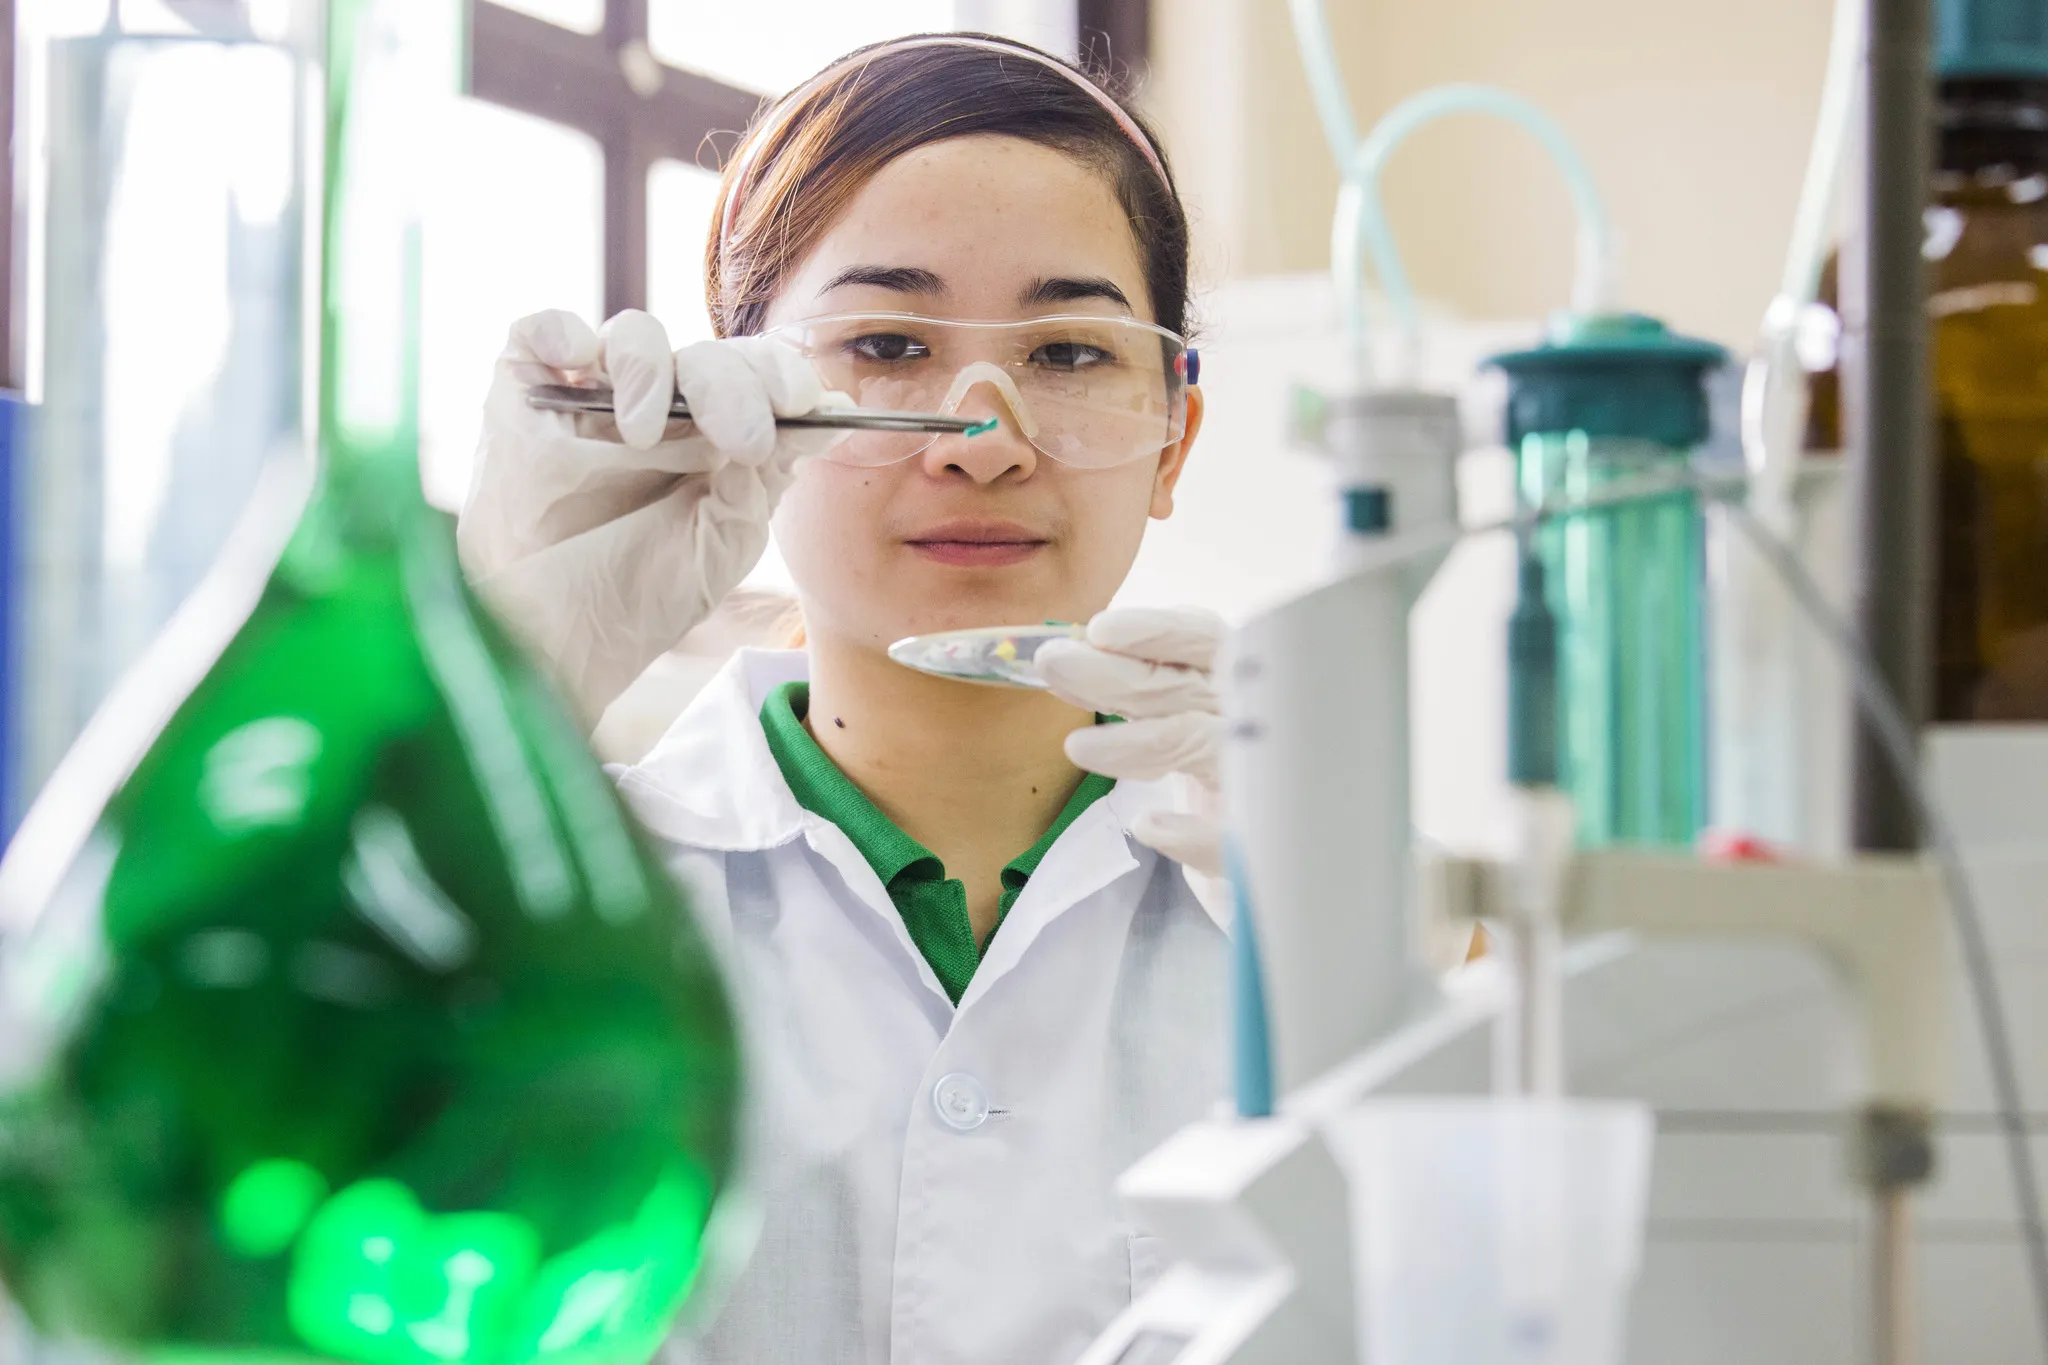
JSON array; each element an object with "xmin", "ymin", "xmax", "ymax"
[{"xmin": 613, "ymin": 649, "xmax": 1228, "ymax": 1365}]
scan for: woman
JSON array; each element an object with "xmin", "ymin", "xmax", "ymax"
[{"xmin": 460, "ymin": 34, "xmax": 1227, "ymax": 1365}]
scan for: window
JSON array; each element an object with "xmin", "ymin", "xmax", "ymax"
[
  {"xmin": 420, "ymin": 99, "xmax": 603, "ymax": 508},
  {"xmin": 488, "ymin": 0, "xmax": 603, "ymax": 33},
  {"xmin": 952, "ymin": 1, "xmax": 1081, "ymax": 63},
  {"xmin": 647, "ymin": 0, "xmax": 955, "ymax": 96},
  {"xmin": 468, "ymin": 0, "xmax": 1136, "ymax": 325},
  {"xmin": 646, "ymin": 158, "xmax": 722, "ymax": 346}
]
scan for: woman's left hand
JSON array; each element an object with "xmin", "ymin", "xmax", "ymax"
[{"xmin": 1035, "ymin": 607, "xmax": 1226, "ymax": 878}]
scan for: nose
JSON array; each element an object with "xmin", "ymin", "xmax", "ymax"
[{"xmin": 920, "ymin": 363, "xmax": 1038, "ymax": 484}]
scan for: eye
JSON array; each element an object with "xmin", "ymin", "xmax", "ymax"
[
  {"xmin": 1029, "ymin": 341, "xmax": 1115, "ymax": 371},
  {"xmin": 845, "ymin": 332, "xmax": 931, "ymax": 363}
]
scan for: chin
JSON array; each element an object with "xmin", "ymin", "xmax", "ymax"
[
  {"xmin": 892, "ymin": 602, "xmax": 1048, "ymax": 640},
  {"xmin": 876, "ymin": 581, "xmax": 1083, "ymax": 644}
]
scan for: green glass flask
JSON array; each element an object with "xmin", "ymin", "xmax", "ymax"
[{"xmin": 0, "ymin": 3, "xmax": 744, "ymax": 1363}]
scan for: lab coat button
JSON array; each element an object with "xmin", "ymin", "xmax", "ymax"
[{"xmin": 932, "ymin": 1073, "xmax": 989, "ymax": 1131}]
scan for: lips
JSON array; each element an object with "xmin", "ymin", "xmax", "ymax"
[{"xmin": 903, "ymin": 519, "xmax": 1049, "ymax": 568}]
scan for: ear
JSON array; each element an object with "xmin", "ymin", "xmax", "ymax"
[{"xmin": 1148, "ymin": 385, "xmax": 1203, "ymax": 521}]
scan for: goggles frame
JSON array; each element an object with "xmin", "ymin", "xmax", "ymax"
[{"xmin": 762, "ymin": 311, "xmax": 1201, "ymax": 469}]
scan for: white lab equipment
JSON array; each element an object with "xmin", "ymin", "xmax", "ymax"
[
  {"xmin": 1079, "ymin": 0, "xmax": 2048, "ymax": 1357},
  {"xmin": 1088, "ymin": 728, "xmax": 2046, "ymax": 1365},
  {"xmin": 1076, "ymin": 479, "xmax": 1971, "ymax": 1365},
  {"xmin": 1329, "ymin": 1098, "xmax": 1654, "ymax": 1365}
]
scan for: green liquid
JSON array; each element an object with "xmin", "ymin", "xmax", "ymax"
[
  {"xmin": 0, "ymin": 4, "xmax": 740, "ymax": 1358},
  {"xmin": 1519, "ymin": 432, "xmax": 1707, "ymax": 847},
  {"xmin": 0, "ymin": 508, "xmax": 742, "ymax": 1365}
]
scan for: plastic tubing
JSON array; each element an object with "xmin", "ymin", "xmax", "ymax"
[
  {"xmin": 1287, "ymin": 0, "xmax": 1359, "ymax": 165},
  {"xmin": 1282, "ymin": 3, "xmax": 1615, "ymax": 384},
  {"xmin": 1333, "ymin": 85, "xmax": 1617, "ymax": 385},
  {"xmin": 1781, "ymin": 0, "xmax": 1863, "ymax": 313},
  {"xmin": 1227, "ymin": 837, "xmax": 1275, "ymax": 1119},
  {"xmin": 1741, "ymin": 0, "xmax": 1862, "ymax": 508}
]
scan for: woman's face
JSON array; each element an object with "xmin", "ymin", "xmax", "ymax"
[{"xmin": 763, "ymin": 134, "xmax": 1201, "ymax": 651}]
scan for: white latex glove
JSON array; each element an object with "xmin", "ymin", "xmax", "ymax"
[
  {"xmin": 1035, "ymin": 607, "xmax": 1227, "ymax": 881},
  {"xmin": 458, "ymin": 309, "xmax": 843, "ymax": 720}
]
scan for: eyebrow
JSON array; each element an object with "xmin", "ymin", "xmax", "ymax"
[
  {"xmin": 1020, "ymin": 275, "xmax": 1132, "ymax": 312},
  {"xmin": 818, "ymin": 265, "xmax": 946, "ymax": 296},
  {"xmin": 815, "ymin": 265, "xmax": 1135, "ymax": 313}
]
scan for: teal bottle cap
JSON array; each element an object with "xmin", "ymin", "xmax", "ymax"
[
  {"xmin": 1486, "ymin": 312, "xmax": 1728, "ymax": 450},
  {"xmin": 1939, "ymin": 0, "xmax": 2048, "ymax": 78}
]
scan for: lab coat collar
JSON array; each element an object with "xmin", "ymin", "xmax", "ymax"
[
  {"xmin": 962, "ymin": 779, "xmax": 1228, "ymax": 1008},
  {"xmin": 613, "ymin": 649, "xmax": 811, "ymax": 852},
  {"xmin": 959, "ymin": 793, "xmax": 1139, "ymax": 1011},
  {"xmin": 614, "ymin": 647, "xmax": 1227, "ymax": 936},
  {"xmin": 619, "ymin": 652, "xmax": 952, "ymax": 1008}
]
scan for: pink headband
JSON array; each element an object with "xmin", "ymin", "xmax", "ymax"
[{"xmin": 716, "ymin": 34, "xmax": 1170, "ymax": 260}]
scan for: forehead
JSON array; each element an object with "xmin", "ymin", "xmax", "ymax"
[{"xmin": 765, "ymin": 134, "xmax": 1152, "ymax": 325}]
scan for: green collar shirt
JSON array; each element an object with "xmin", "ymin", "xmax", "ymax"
[{"xmin": 757, "ymin": 680, "xmax": 1115, "ymax": 1004}]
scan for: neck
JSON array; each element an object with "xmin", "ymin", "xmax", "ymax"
[{"xmin": 804, "ymin": 628, "xmax": 1097, "ymax": 897}]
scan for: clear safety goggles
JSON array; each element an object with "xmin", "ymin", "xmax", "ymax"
[{"xmin": 763, "ymin": 312, "xmax": 1199, "ymax": 470}]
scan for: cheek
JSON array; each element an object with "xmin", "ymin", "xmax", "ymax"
[
  {"xmin": 774, "ymin": 462, "xmax": 878, "ymax": 576},
  {"xmin": 772, "ymin": 461, "xmax": 899, "ymax": 631},
  {"xmin": 1060, "ymin": 464, "xmax": 1159, "ymax": 594}
]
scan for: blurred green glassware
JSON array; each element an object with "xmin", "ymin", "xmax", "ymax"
[{"xmin": 0, "ymin": 3, "xmax": 745, "ymax": 1362}]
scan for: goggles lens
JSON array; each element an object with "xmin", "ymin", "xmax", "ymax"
[{"xmin": 765, "ymin": 313, "xmax": 1193, "ymax": 469}]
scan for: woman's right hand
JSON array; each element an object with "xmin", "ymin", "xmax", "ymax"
[{"xmin": 457, "ymin": 309, "xmax": 842, "ymax": 721}]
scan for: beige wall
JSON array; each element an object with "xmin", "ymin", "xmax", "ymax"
[{"xmin": 1145, "ymin": 0, "xmax": 1837, "ymax": 347}]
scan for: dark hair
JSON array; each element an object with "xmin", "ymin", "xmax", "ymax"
[{"xmin": 704, "ymin": 35, "xmax": 1192, "ymax": 341}]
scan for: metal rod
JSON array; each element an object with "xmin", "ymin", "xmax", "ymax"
[
  {"xmin": 1873, "ymin": 1186, "xmax": 1916, "ymax": 1365},
  {"xmin": 1504, "ymin": 787, "xmax": 1572, "ymax": 1099},
  {"xmin": 1855, "ymin": 1105, "xmax": 1934, "ymax": 1365},
  {"xmin": 524, "ymin": 384, "xmax": 992, "ymax": 435},
  {"xmin": 1843, "ymin": 0, "xmax": 1936, "ymax": 852}
]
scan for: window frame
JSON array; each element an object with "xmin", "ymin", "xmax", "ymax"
[
  {"xmin": 468, "ymin": 0, "xmax": 1147, "ymax": 319},
  {"xmin": 0, "ymin": 0, "xmax": 1152, "ymax": 376},
  {"xmin": 1078, "ymin": 0, "xmax": 1148, "ymax": 88},
  {"xmin": 470, "ymin": 0, "xmax": 759, "ymax": 318}
]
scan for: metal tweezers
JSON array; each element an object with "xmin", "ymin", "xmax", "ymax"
[{"xmin": 526, "ymin": 384, "xmax": 989, "ymax": 435}]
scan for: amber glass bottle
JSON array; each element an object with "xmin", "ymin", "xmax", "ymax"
[{"xmin": 1808, "ymin": 76, "xmax": 2048, "ymax": 721}]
